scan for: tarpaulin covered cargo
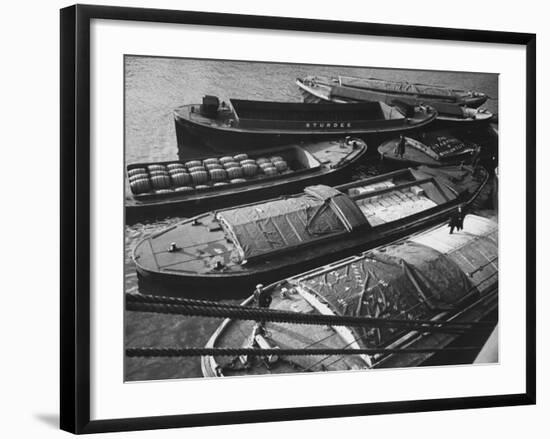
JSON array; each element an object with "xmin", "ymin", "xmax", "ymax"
[
  {"xmin": 294, "ymin": 215, "xmax": 498, "ymax": 348},
  {"xmin": 410, "ymin": 165, "xmax": 483, "ymax": 202},
  {"xmin": 216, "ymin": 185, "xmax": 368, "ymax": 261},
  {"xmin": 339, "ymin": 76, "xmax": 473, "ymax": 100}
]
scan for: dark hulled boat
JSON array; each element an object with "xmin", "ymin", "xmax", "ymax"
[
  {"xmin": 296, "ymin": 76, "xmax": 493, "ymax": 125},
  {"xmin": 378, "ymin": 133, "xmax": 480, "ymax": 166},
  {"xmin": 201, "ymin": 214, "xmax": 498, "ymax": 377},
  {"xmin": 174, "ymin": 96, "xmax": 437, "ymax": 157},
  {"xmin": 125, "ymin": 138, "xmax": 367, "ymax": 224},
  {"xmin": 133, "ymin": 165, "xmax": 489, "ymax": 298}
]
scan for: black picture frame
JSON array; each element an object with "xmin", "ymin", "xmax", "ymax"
[{"xmin": 60, "ymin": 4, "xmax": 536, "ymax": 434}]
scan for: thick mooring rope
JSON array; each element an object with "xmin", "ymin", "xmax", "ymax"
[
  {"xmin": 126, "ymin": 346, "xmax": 481, "ymax": 358},
  {"xmin": 126, "ymin": 293, "xmax": 493, "ymax": 334}
]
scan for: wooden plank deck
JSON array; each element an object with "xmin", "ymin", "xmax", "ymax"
[{"xmin": 211, "ymin": 288, "xmax": 368, "ymax": 376}]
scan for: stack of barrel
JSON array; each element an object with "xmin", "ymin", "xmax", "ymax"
[{"xmin": 128, "ymin": 153, "xmax": 290, "ymax": 195}]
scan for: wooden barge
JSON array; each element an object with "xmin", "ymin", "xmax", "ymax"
[
  {"xmin": 174, "ymin": 96, "xmax": 437, "ymax": 157},
  {"xmin": 378, "ymin": 133, "xmax": 480, "ymax": 166},
  {"xmin": 201, "ymin": 214, "xmax": 498, "ymax": 377},
  {"xmin": 125, "ymin": 138, "xmax": 367, "ymax": 224},
  {"xmin": 296, "ymin": 76, "xmax": 493, "ymax": 125},
  {"xmin": 133, "ymin": 165, "xmax": 489, "ymax": 298}
]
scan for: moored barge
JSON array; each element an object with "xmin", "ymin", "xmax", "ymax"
[
  {"xmin": 125, "ymin": 138, "xmax": 367, "ymax": 223},
  {"xmin": 296, "ymin": 76, "xmax": 493, "ymax": 125},
  {"xmin": 133, "ymin": 165, "xmax": 489, "ymax": 298},
  {"xmin": 174, "ymin": 96, "xmax": 437, "ymax": 157},
  {"xmin": 297, "ymin": 75, "xmax": 488, "ymax": 107},
  {"xmin": 201, "ymin": 214, "xmax": 498, "ymax": 376},
  {"xmin": 378, "ymin": 133, "xmax": 480, "ymax": 166}
]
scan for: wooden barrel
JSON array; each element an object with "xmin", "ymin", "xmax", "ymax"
[
  {"xmin": 129, "ymin": 172, "xmax": 148, "ymax": 182},
  {"xmin": 188, "ymin": 166, "xmax": 207, "ymax": 173},
  {"xmin": 195, "ymin": 184, "xmax": 210, "ymax": 190},
  {"xmin": 226, "ymin": 166, "xmax": 243, "ymax": 179},
  {"xmin": 205, "ymin": 163, "xmax": 224, "ymax": 171},
  {"xmin": 149, "ymin": 170, "xmax": 170, "ymax": 179},
  {"xmin": 213, "ymin": 182, "xmax": 229, "ymax": 187},
  {"xmin": 272, "ymin": 160, "xmax": 288, "ymax": 172},
  {"xmin": 233, "ymin": 153, "xmax": 248, "ymax": 162},
  {"xmin": 240, "ymin": 159, "xmax": 256, "ymax": 166},
  {"xmin": 174, "ymin": 186, "xmax": 194, "ymax": 193},
  {"xmin": 168, "ymin": 168, "xmax": 187, "ymax": 177},
  {"xmin": 185, "ymin": 160, "xmax": 202, "ymax": 168},
  {"xmin": 242, "ymin": 163, "xmax": 258, "ymax": 177},
  {"xmin": 256, "ymin": 157, "xmax": 270, "ymax": 165},
  {"xmin": 154, "ymin": 189, "xmax": 173, "ymax": 194},
  {"xmin": 128, "ymin": 168, "xmax": 147, "ymax": 177},
  {"xmin": 219, "ymin": 156, "xmax": 235, "ymax": 165},
  {"xmin": 202, "ymin": 158, "xmax": 220, "ymax": 166},
  {"xmin": 259, "ymin": 162, "xmax": 274, "ymax": 171},
  {"xmin": 190, "ymin": 169, "xmax": 208, "ymax": 185},
  {"xmin": 150, "ymin": 174, "xmax": 171, "ymax": 190},
  {"xmin": 262, "ymin": 166, "xmax": 278, "ymax": 177},
  {"xmin": 129, "ymin": 177, "xmax": 151, "ymax": 194},
  {"xmin": 209, "ymin": 168, "xmax": 228, "ymax": 182},
  {"xmin": 166, "ymin": 163, "xmax": 185, "ymax": 171},
  {"xmin": 222, "ymin": 161, "xmax": 239, "ymax": 169},
  {"xmin": 230, "ymin": 178, "xmax": 247, "ymax": 184},
  {"xmin": 148, "ymin": 164, "xmax": 166, "ymax": 173},
  {"xmin": 270, "ymin": 156, "xmax": 284, "ymax": 163},
  {"xmin": 171, "ymin": 172, "xmax": 192, "ymax": 187}
]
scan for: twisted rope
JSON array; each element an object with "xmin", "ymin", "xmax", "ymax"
[
  {"xmin": 126, "ymin": 293, "xmax": 493, "ymax": 334},
  {"xmin": 126, "ymin": 346, "xmax": 481, "ymax": 358}
]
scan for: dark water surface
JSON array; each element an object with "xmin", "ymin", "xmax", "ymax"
[{"xmin": 124, "ymin": 57, "xmax": 498, "ymax": 381}]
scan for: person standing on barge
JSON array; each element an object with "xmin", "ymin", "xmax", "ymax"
[
  {"xmin": 394, "ymin": 134, "xmax": 407, "ymax": 158},
  {"xmin": 448, "ymin": 205, "xmax": 465, "ymax": 234}
]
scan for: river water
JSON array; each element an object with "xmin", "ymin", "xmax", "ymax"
[{"xmin": 124, "ymin": 56, "xmax": 498, "ymax": 381}]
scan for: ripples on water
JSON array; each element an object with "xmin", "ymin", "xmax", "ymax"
[{"xmin": 124, "ymin": 56, "xmax": 498, "ymax": 381}]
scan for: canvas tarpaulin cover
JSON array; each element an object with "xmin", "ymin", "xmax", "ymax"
[
  {"xmin": 216, "ymin": 186, "xmax": 368, "ymax": 261},
  {"xmin": 294, "ymin": 215, "xmax": 498, "ymax": 348},
  {"xmin": 410, "ymin": 165, "xmax": 482, "ymax": 201},
  {"xmin": 339, "ymin": 77, "xmax": 471, "ymax": 100}
]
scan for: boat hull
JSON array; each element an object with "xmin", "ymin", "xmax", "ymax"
[
  {"xmin": 296, "ymin": 78, "xmax": 493, "ymax": 125},
  {"xmin": 174, "ymin": 104, "xmax": 437, "ymax": 158},
  {"xmin": 136, "ymin": 190, "xmax": 487, "ymax": 299}
]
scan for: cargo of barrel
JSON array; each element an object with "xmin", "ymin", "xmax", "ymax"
[{"xmin": 126, "ymin": 147, "xmax": 309, "ymax": 198}]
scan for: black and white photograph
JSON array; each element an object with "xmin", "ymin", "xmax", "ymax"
[
  {"xmin": 0, "ymin": 0, "xmax": 544, "ymax": 436},
  {"xmin": 124, "ymin": 56, "xmax": 499, "ymax": 382}
]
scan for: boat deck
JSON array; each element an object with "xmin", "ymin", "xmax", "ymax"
[
  {"xmin": 134, "ymin": 167, "xmax": 479, "ymax": 280},
  {"xmin": 305, "ymin": 139, "xmax": 361, "ymax": 165},
  {"xmin": 209, "ymin": 291, "xmax": 368, "ymax": 376},
  {"xmin": 349, "ymin": 180, "xmax": 438, "ymax": 225},
  {"xmin": 135, "ymin": 214, "xmax": 242, "ymax": 276}
]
